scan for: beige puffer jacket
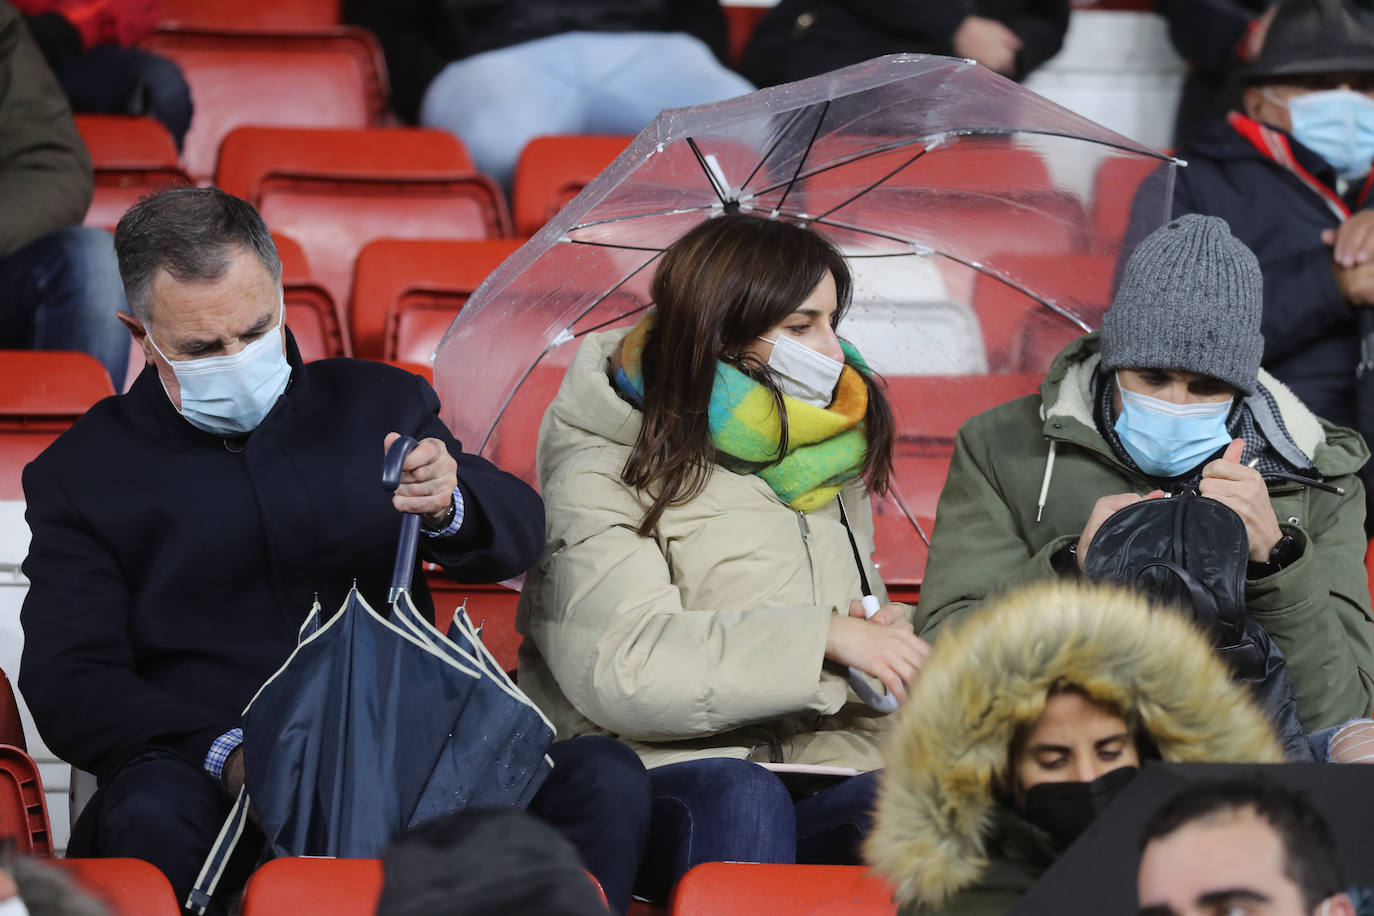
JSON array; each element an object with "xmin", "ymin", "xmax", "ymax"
[{"xmin": 516, "ymin": 329, "xmax": 903, "ymax": 770}]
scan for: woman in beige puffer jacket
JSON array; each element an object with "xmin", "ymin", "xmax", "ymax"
[{"xmin": 516, "ymin": 213, "xmax": 927, "ymax": 898}]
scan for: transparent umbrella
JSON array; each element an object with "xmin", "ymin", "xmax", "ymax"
[{"xmin": 433, "ymin": 54, "xmax": 1177, "ymax": 592}]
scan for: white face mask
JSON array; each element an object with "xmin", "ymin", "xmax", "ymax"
[
  {"xmin": 146, "ymin": 301, "xmax": 291, "ymax": 437},
  {"xmin": 757, "ymin": 333, "xmax": 844, "ymax": 408},
  {"xmin": 0, "ymin": 896, "xmax": 30, "ymax": 916}
]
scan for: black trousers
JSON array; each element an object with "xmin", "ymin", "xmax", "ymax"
[{"xmin": 70, "ymin": 735, "xmax": 651, "ymax": 915}]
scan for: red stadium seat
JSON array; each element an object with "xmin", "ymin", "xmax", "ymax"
[
  {"xmin": 426, "ymin": 581, "xmax": 523, "ymax": 674},
  {"xmin": 350, "ymin": 238, "xmax": 522, "ymax": 362},
  {"xmin": 217, "ymin": 127, "xmax": 510, "ymax": 316},
  {"xmin": 74, "ymin": 115, "xmax": 192, "ymax": 230},
  {"xmin": 240, "ymin": 857, "xmax": 383, "ymax": 916},
  {"xmin": 158, "ymin": 0, "xmax": 340, "ymax": 31},
  {"xmin": 0, "ymin": 746, "xmax": 52, "ymax": 856},
  {"xmin": 138, "ymin": 28, "xmax": 388, "ymax": 182},
  {"xmin": 721, "ymin": 3, "xmax": 768, "ymax": 66},
  {"xmin": 0, "ymin": 352, "xmax": 116, "ymax": 499},
  {"xmin": 269, "ymin": 232, "xmax": 346, "ymax": 360},
  {"xmin": 670, "ymin": 863, "xmax": 897, "ymax": 915},
  {"xmin": 0, "ymin": 669, "xmax": 25, "ymax": 752},
  {"xmin": 52, "ymin": 858, "xmax": 183, "ymax": 915},
  {"xmin": 511, "ymin": 135, "xmax": 632, "ymax": 237}
]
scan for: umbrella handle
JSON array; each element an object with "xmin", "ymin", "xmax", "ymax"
[{"xmin": 383, "ymin": 436, "xmax": 421, "ymax": 602}]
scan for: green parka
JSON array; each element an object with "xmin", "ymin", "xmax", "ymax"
[
  {"xmin": 866, "ymin": 581, "xmax": 1286, "ymax": 914},
  {"xmin": 0, "ymin": 2, "xmax": 93, "ymax": 257},
  {"xmin": 916, "ymin": 333, "xmax": 1374, "ymax": 732}
]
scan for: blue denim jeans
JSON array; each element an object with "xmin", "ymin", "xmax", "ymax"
[
  {"xmin": 57, "ymin": 46, "xmax": 193, "ymax": 150},
  {"xmin": 0, "ymin": 226, "xmax": 129, "ymax": 386},
  {"xmin": 419, "ymin": 31, "xmax": 754, "ymax": 190},
  {"xmin": 636, "ymin": 757, "xmax": 878, "ymax": 901}
]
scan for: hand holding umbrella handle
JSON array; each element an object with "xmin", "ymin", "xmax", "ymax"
[
  {"xmin": 847, "ymin": 595, "xmax": 901, "ymax": 713},
  {"xmin": 383, "ymin": 435, "xmax": 421, "ymax": 602}
]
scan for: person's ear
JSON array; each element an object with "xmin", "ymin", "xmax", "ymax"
[
  {"xmin": 117, "ymin": 311, "xmax": 153, "ymax": 367},
  {"xmin": 1319, "ymin": 892, "xmax": 1357, "ymax": 916},
  {"xmin": 1242, "ymin": 86, "xmax": 1266, "ymax": 120}
]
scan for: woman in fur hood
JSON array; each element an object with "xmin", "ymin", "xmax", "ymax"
[{"xmin": 865, "ymin": 580, "xmax": 1286, "ymax": 915}]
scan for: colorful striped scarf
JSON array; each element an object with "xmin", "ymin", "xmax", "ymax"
[{"xmin": 611, "ymin": 315, "xmax": 870, "ymax": 512}]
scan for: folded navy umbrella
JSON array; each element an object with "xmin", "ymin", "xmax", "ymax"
[{"xmin": 188, "ymin": 437, "xmax": 554, "ymax": 914}]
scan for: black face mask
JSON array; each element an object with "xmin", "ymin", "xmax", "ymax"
[{"xmin": 1021, "ymin": 766, "xmax": 1139, "ymax": 851}]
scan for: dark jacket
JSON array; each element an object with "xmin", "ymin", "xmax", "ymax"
[
  {"xmin": 916, "ymin": 334, "xmax": 1374, "ymax": 734},
  {"xmin": 0, "ymin": 0, "xmax": 92, "ymax": 257},
  {"xmin": 19, "ymin": 335, "xmax": 544, "ymax": 784},
  {"xmin": 343, "ymin": 0, "xmax": 728, "ymax": 124},
  {"xmin": 740, "ymin": 0, "xmax": 1069, "ymax": 89},
  {"xmin": 1174, "ymin": 116, "xmax": 1373, "ymax": 429}
]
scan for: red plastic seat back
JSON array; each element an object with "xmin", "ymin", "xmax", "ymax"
[
  {"xmin": 511, "ymin": 135, "xmax": 632, "ymax": 237},
  {"xmin": 670, "ymin": 863, "xmax": 897, "ymax": 915},
  {"xmin": 158, "ymin": 0, "xmax": 340, "ymax": 30},
  {"xmin": 240, "ymin": 857, "xmax": 383, "ymax": 916},
  {"xmin": 75, "ymin": 115, "xmax": 192, "ymax": 230},
  {"xmin": 0, "ymin": 747, "xmax": 51, "ymax": 856},
  {"xmin": 51, "ymin": 858, "xmax": 182, "ymax": 915},
  {"xmin": 351, "ymin": 238, "xmax": 523, "ymax": 361},
  {"xmin": 139, "ymin": 29, "xmax": 388, "ymax": 182},
  {"xmin": 0, "ymin": 670, "xmax": 25, "ymax": 752},
  {"xmin": 0, "ymin": 352, "xmax": 116, "ymax": 499},
  {"xmin": 217, "ymin": 127, "xmax": 509, "ymax": 315}
]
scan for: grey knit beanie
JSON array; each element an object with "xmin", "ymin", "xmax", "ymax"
[{"xmin": 1100, "ymin": 214, "xmax": 1264, "ymax": 395}]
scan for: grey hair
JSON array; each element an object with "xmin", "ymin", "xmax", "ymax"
[
  {"xmin": 114, "ymin": 186, "xmax": 282, "ymax": 323},
  {"xmin": 7, "ymin": 855, "xmax": 109, "ymax": 916}
]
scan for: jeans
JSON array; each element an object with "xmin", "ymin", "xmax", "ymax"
[
  {"xmin": 636, "ymin": 757, "xmax": 878, "ymax": 901},
  {"xmin": 0, "ymin": 226, "xmax": 129, "ymax": 387},
  {"xmin": 419, "ymin": 31, "xmax": 754, "ymax": 190},
  {"xmin": 527, "ymin": 736, "xmax": 652, "ymax": 914},
  {"xmin": 57, "ymin": 46, "xmax": 194, "ymax": 150}
]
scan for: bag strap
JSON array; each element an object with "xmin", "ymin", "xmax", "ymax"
[
  {"xmin": 186, "ymin": 785, "xmax": 252, "ymax": 915},
  {"xmin": 1132, "ymin": 559, "xmax": 1224, "ymax": 625}
]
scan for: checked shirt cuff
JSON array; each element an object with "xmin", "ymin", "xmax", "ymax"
[
  {"xmin": 204, "ymin": 728, "xmax": 243, "ymax": 781},
  {"xmin": 420, "ymin": 486, "xmax": 465, "ymax": 538}
]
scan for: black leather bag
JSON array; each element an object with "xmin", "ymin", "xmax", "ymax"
[{"xmin": 1082, "ymin": 492, "xmax": 1310, "ymax": 760}]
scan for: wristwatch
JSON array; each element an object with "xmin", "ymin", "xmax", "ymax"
[
  {"xmin": 422, "ymin": 498, "xmax": 457, "ymax": 533},
  {"xmin": 1247, "ymin": 533, "xmax": 1302, "ymax": 579}
]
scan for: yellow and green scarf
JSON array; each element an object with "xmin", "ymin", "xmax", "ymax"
[{"xmin": 611, "ymin": 315, "xmax": 870, "ymax": 512}]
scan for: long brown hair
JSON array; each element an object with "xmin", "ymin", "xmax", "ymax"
[{"xmin": 622, "ymin": 213, "xmax": 895, "ymax": 535}]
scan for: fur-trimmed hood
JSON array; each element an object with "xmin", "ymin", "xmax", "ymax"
[{"xmin": 865, "ymin": 581, "xmax": 1285, "ymax": 910}]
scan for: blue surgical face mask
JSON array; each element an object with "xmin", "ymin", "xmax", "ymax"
[
  {"xmin": 1113, "ymin": 374, "xmax": 1233, "ymax": 478},
  {"xmin": 147, "ymin": 302, "xmax": 291, "ymax": 437},
  {"xmin": 1275, "ymin": 88, "xmax": 1374, "ymax": 180}
]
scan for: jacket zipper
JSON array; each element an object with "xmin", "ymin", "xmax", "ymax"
[{"xmin": 796, "ymin": 509, "xmax": 820, "ymax": 603}]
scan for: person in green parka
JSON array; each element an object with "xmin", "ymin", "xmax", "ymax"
[
  {"xmin": 865, "ymin": 580, "xmax": 1286, "ymax": 915},
  {"xmin": 917, "ymin": 214, "xmax": 1374, "ymax": 739}
]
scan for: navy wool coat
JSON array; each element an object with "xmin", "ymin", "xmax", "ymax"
[{"xmin": 19, "ymin": 336, "xmax": 544, "ymax": 784}]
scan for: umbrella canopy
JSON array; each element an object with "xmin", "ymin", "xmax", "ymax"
[
  {"xmin": 187, "ymin": 439, "xmax": 554, "ymax": 914},
  {"xmin": 433, "ymin": 53, "xmax": 1178, "ymax": 590}
]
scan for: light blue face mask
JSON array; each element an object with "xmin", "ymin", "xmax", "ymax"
[
  {"xmin": 1282, "ymin": 88, "xmax": 1374, "ymax": 181},
  {"xmin": 1113, "ymin": 375, "xmax": 1234, "ymax": 478},
  {"xmin": 147, "ymin": 304, "xmax": 291, "ymax": 437}
]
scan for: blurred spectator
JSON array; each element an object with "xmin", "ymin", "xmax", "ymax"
[
  {"xmin": 864, "ymin": 580, "xmax": 1285, "ymax": 914},
  {"xmin": 14, "ymin": 0, "xmax": 191, "ymax": 150},
  {"xmin": 376, "ymin": 809, "xmax": 609, "ymax": 916},
  {"xmin": 1171, "ymin": 0, "xmax": 1374, "ymax": 503},
  {"xmin": 917, "ymin": 216, "xmax": 1374, "ymax": 741},
  {"xmin": 741, "ymin": 1, "xmax": 1070, "ymax": 89},
  {"xmin": 1157, "ymin": 0, "xmax": 1278, "ymax": 150},
  {"xmin": 0, "ymin": 1, "xmax": 129, "ymax": 387},
  {"xmin": 3, "ymin": 854, "xmax": 108, "ymax": 916},
  {"xmin": 343, "ymin": 1, "xmax": 753, "ymax": 190},
  {"xmin": 1137, "ymin": 778, "xmax": 1368, "ymax": 916}
]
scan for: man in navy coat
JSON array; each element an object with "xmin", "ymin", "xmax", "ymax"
[{"xmin": 18, "ymin": 188, "xmax": 649, "ymax": 913}]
